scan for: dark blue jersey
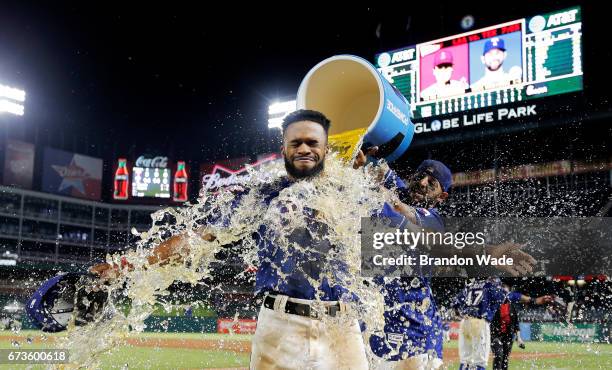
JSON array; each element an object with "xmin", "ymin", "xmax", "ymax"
[{"xmin": 453, "ymin": 278, "xmax": 522, "ymax": 322}]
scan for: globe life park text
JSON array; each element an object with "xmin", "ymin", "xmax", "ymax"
[{"xmin": 370, "ymin": 229, "xmax": 516, "ymax": 267}]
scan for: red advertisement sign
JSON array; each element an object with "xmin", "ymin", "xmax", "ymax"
[
  {"xmin": 452, "ymin": 169, "xmax": 496, "ymax": 186},
  {"xmin": 200, "ymin": 154, "xmax": 280, "ymax": 192},
  {"xmin": 449, "ymin": 321, "xmax": 460, "ymax": 340},
  {"xmin": 453, "ymin": 159, "xmax": 612, "ymax": 187},
  {"xmin": 217, "ymin": 318, "xmax": 257, "ymax": 334},
  {"xmin": 3, "ymin": 139, "xmax": 35, "ymax": 189}
]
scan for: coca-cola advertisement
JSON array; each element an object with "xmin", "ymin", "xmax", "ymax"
[
  {"xmin": 200, "ymin": 154, "xmax": 280, "ymax": 193},
  {"xmin": 42, "ymin": 147, "xmax": 103, "ymax": 200},
  {"xmin": 173, "ymin": 160, "xmax": 189, "ymax": 202},
  {"xmin": 2, "ymin": 139, "xmax": 35, "ymax": 189},
  {"xmin": 131, "ymin": 155, "xmax": 171, "ymax": 199},
  {"xmin": 113, "ymin": 158, "xmax": 130, "ymax": 200}
]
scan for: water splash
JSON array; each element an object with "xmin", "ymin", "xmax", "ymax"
[{"xmin": 53, "ymin": 153, "xmax": 399, "ymax": 368}]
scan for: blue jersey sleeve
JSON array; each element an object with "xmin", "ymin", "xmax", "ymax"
[
  {"xmin": 374, "ymin": 202, "xmax": 409, "ymax": 229},
  {"xmin": 508, "ymin": 291, "xmax": 523, "ymax": 303},
  {"xmin": 483, "ymin": 282, "xmax": 507, "ymax": 321},
  {"xmin": 488, "ymin": 282, "xmax": 507, "ymax": 305},
  {"xmin": 414, "ymin": 208, "xmax": 445, "ymax": 232},
  {"xmin": 383, "ymin": 169, "xmax": 407, "ymax": 190},
  {"xmin": 204, "ymin": 189, "xmax": 247, "ymax": 227}
]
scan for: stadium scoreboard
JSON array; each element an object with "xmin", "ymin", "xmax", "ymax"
[{"xmin": 375, "ymin": 6, "xmax": 582, "ymax": 133}]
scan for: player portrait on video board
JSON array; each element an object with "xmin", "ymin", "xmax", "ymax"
[
  {"xmin": 470, "ymin": 33, "xmax": 523, "ymax": 92},
  {"xmin": 420, "ymin": 46, "xmax": 469, "ymax": 101}
]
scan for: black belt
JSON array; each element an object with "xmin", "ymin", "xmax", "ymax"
[{"xmin": 263, "ymin": 295, "xmax": 341, "ymax": 319}]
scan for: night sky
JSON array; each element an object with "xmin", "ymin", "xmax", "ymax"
[{"xmin": 0, "ymin": 1, "xmax": 606, "ymax": 167}]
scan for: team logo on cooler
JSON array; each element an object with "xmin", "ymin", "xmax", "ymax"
[{"xmin": 386, "ymin": 99, "xmax": 409, "ymax": 126}]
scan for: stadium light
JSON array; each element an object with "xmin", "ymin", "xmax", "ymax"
[
  {"xmin": 0, "ymin": 84, "xmax": 25, "ymax": 102},
  {"xmin": 268, "ymin": 99, "xmax": 296, "ymax": 129},
  {"xmin": 0, "ymin": 99, "xmax": 25, "ymax": 116},
  {"xmin": 0, "ymin": 83, "xmax": 26, "ymax": 116},
  {"xmin": 0, "ymin": 251, "xmax": 18, "ymax": 266}
]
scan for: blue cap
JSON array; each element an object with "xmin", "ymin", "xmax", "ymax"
[
  {"xmin": 417, "ymin": 159, "xmax": 452, "ymax": 192},
  {"xmin": 26, "ymin": 273, "xmax": 82, "ymax": 332},
  {"xmin": 483, "ymin": 37, "xmax": 505, "ymax": 55}
]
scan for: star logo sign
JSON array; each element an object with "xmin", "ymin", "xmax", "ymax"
[{"xmin": 51, "ymin": 157, "xmax": 90, "ymax": 194}]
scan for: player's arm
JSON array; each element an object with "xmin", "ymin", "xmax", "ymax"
[
  {"xmin": 390, "ymin": 201, "xmax": 418, "ymax": 225},
  {"xmin": 90, "ymin": 188, "xmax": 249, "ymax": 279},
  {"xmin": 383, "ymin": 188, "xmax": 533, "ymax": 272},
  {"xmin": 89, "ymin": 229, "xmax": 216, "ymax": 279},
  {"xmin": 353, "ymin": 146, "xmax": 395, "ymax": 185},
  {"xmin": 399, "ymin": 224, "xmax": 537, "ymax": 275},
  {"xmin": 513, "ymin": 303, "xmax": 525, "ymax": 346},
  {"xmin": 508, "ymin": 291, "xmax": 554, "ymax": 305}
]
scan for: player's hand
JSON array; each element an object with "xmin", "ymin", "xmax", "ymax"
[
  {"xmin": 89, "ymin": 262, "xmax": 120, "ymax": 281},
  {"xmin": 202, "ymin": 232, "xmax": 216, "ymax": 242},
  {"xmin": 353, "ymin": 146, "xmax": 378, "ymax": 169},
  {"xmin": 486, "ymin": 242, "xmax": 536, "ymax": 276},
  {"xmin": 89, "ymin": 255, "xmax": 135, "ymax": 282},
  {"xmin": 535, "ymin": 295, "xmax": 554, "ymax": 305}
]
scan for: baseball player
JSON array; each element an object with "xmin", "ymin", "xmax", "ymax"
[
  {"xmin": 490, "ymin": 282, "xmax": 525, "ymax": 370},
  {"xmin": 420, "ymin": 50, "xmax": 469, "ymax": 101},
  {"xmin": 372, "ymin": 160, "xmax": 451, "ymax": 370},
  {"xmin": 28, "ymin": 109, "xmax": 372, "ymax": 369},
  {"xmin": 353, "ymin": 153, "xmax": 453, "ymax": 369},
  {"xmin": 471, "ymin": 38, "xmax": 522, "ymax": 92},
  {"xmin": 353, "ymin": 153, "xmax": 538, "ymax": 370},
  {"xmin": 452, "ymin": 278, "xmax": 552, "ymax": 369}
]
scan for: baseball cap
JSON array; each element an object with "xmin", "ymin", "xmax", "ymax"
[
  {"xmin": 417, "ymin": 159, "xmax": 452, "ymax": 192},
  {"xmin": 26, "ymin": 273, "xmax": 82, "ymax": 332},
  {"xmin": 433, "ymin": 50, "xmax": 453, "ymax": 67},
  {"xmin": 483, "ymin": 37, "xmax": 505, "ymax": 55}
]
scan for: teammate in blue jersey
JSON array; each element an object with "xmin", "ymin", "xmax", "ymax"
[
  {"xmin": 354, "ymin": 153, "xmax": 539, "ymax": 370},
  {"xmin": 354, "ymin": 154, "xmax": 453, "ymax": 369},
  {"xmin": 452, "ymin": 278, "xmax": 552, "ymax": 369},
  {"xmin": 378, "ymin": 160, "xmax": 451, "ymax": 370}
]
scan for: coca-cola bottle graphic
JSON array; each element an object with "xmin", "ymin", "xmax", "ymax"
[
  {"xmin": 113, "ymin": 158, "xmax": 129, "ymax": 200},
  {"xmin": 173, "ymin": 161, "xmax": 188, "ymax": 202}
]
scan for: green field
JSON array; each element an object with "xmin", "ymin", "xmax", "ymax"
[
  {"xmin": 0, "ymin": 330, "xmax": 610, "ymax": 369},
  {"xmin": 442, "ymin": 340, "xmax": 612, "ymax": 369}
]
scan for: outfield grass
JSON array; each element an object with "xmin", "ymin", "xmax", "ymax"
[
  {"xmin": 0, "ymin": 330, "xmax": 610, "ymax": 369},
  {"xmin": 0, "ymin": 330, "xmax": 251, "ymax": 369},
  {"xmin": 442, "ymin": 340, "xmax": 612, "ymax": 369}
]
